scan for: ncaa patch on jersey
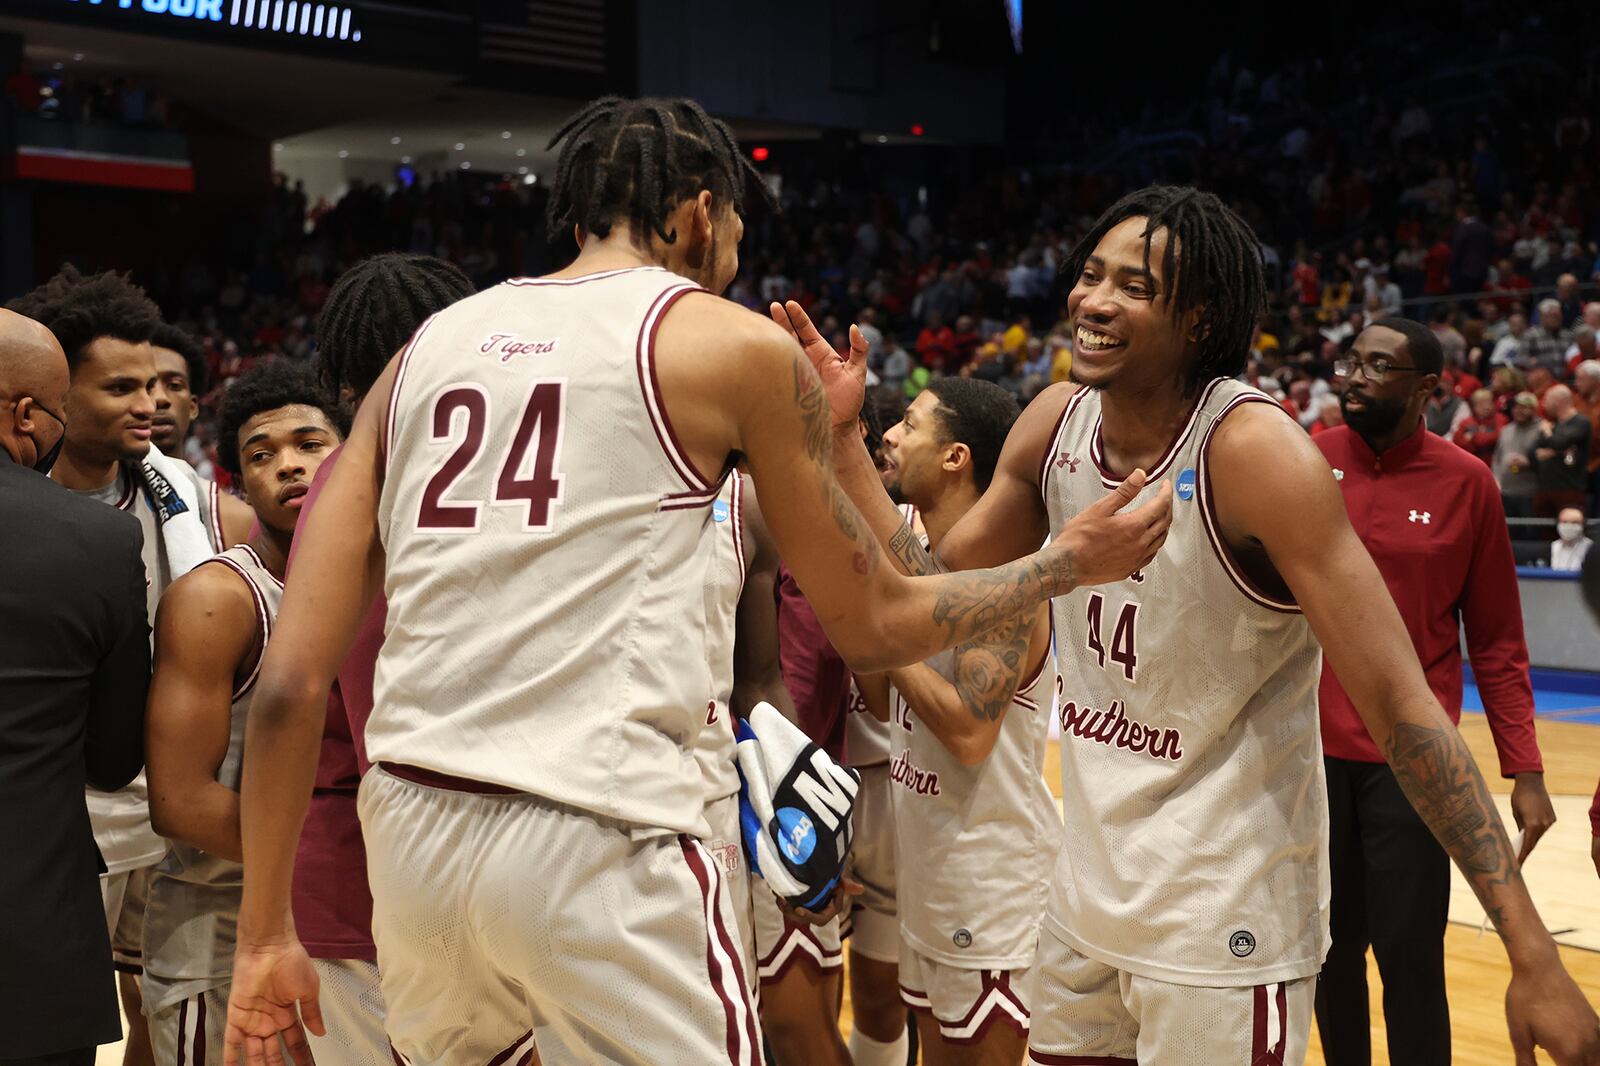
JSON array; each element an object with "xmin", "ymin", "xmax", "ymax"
[
  {"xmin": 1176, "ymin": 467, "xmax": 1196, "ymax": 501},
  {"xmin": 712, "ymin": 499, "xmax": 730, "ymax": 523},
  {"xmin": 1229, "ymin": 930, "xmax": 1256, "ymax": 958},
  {"xmin": 775, "ymin": 807, "xmax": 817, "ymax": 864}
]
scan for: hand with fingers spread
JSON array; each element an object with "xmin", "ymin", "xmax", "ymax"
[
  {"xmin": 224, "ymin": 937, "xmax": 324, "ymax": 1066},
  {"xmin": 1507, "ymin": 956, "xmax": 1600, "ymax": 1066},
  {"xmin": 1055, "ymin": 469, "xmax": 1174, "ymax": 586},
  {"xmin": 769, "ymin": 300, "xmax": 869, "ymax": 430}
]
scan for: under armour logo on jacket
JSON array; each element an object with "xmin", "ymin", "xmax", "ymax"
[{"xmin": 1408, "ymin": 510, "xmax": 1431, "ymax": 524}]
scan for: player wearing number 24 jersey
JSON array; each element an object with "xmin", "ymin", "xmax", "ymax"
[{"xmin": 220, "ymin": 96, "xmax": 1170, "ymax": 1066}]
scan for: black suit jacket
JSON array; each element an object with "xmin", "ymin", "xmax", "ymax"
[{"xmin": 0, "ymin": 454, "xmax": 150, "ymax": 1057}]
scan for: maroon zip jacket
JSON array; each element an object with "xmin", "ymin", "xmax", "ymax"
[{"xmin": 1314, "ymin": 423, "xmax": 1542, "ymax": 776}]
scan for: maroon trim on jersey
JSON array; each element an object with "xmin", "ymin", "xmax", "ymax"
[
  {"xmin": 389, "ymin": 1042, "xmax": 410, "ymax": 1066},
  {"xmin": 504, "ymin": 265, "xmax": 667, "ymax": 287},
  {"xmin": 205, "ymin": 554, "xmax": 273, "ymax": 701},
  {"xmin": 1039, "ymin": 388, "xmax": 1092, "ymax": 501},
  {"xmin": 756, "ymin": 922, "xmax": 843, "ymax": 984},
  {"xmin": 730, "ymin": 474, "xmax": 748, "ymax": 589},
  {"xmin": 207, "ymin": 479, "xmax": 225, "ymax": 550},
  {"xmin": 681, "ymin": 836, "xmax": 758, "ymax": 1065},
  {"xmin": 899, "ymin": 982, "xmax": 933, "ymax": 1013},
  {"xmin": 1026, "ymin": 1055, "xmax": 1135, "ymax": 1065},
  {"xmin": 1087, "ymin": 377, "xmax": 1224, "ymax": 490},
  {"xmin": 235, "ymin": 543, "xmax": 285, "ymax": 590},
  {"xmin": 923, "ymin": 970, "xmax": 1031, "ymax": 1046},
  {"xmin": 384, "ymin": 314, "xmax": 439, "ymax": 476},
  {"xmin": 379, "ymin": 761, "xmax": 523, "ymax": 795},
  {"xmin": 195, "ymin": 993, "xmax": 208, "ymax": 1066},
  {"xmin": 1014, "ymin": 615, "xmax": 1055, "ymax": 706},
  {"xmin": 1196, "ymin": 396, "xmax": 1302, "ymax": 614},
  {"xmin": 1251, "ymin": 983, "xmax": 1288, "ymax": 1064},
  {"xmin": 636, "ymin": 283, "xmax": 714, "ymax": 492},
  {"xmin": 484, "ymin": 1030, "xmax": 535, "ymax": 1066}
]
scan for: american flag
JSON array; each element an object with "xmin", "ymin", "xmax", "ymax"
[{"xmin": 480, "ymin": 0, "xmax": 606, "ymax": 73}]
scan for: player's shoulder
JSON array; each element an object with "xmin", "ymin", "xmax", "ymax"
[
  {"xmin": 665, "ymin": 290, "xmax": 794, "ymax": 347},
  {"xmin": 161, "ymin": 553, "xmax": 258, "ymax": 624},
  {"xmin": 1208, "ymin": 390, "xmax": 1328, "ymax": 480}
]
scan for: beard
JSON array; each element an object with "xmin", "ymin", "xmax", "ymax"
[{"xmin": 1339, "ymin": 391, "xmax": 1409, "ymax": 440}]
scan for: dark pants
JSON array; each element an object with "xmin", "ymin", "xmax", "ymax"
[
  {"xmin": 1315, "ymin": 757, "xmax": 1452, "ymax": 1066},
  {"xmin": 0, "ymin": 1050, "xmax": 97, "ymax": 1066}
]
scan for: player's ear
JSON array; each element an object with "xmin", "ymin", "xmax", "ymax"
[
  {"xmin": 572, "ymin": 224, "xmax": 585, "ymax": 249},
  {"xmin": 943, "ymin": 441, "xmax": 971, "ymax": 475}
]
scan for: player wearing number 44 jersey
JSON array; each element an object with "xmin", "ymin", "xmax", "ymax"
[
  {"xmin": 810, "ymin": 184, "xmax": 1600, "ymax": 1066},
  {"xmin": 221, "ymin": 96, "xmax": 1169, "ymax": 1066}
]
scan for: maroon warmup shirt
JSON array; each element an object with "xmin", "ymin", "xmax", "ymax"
[
  {"xmin": 775, "ymin": 565, "xmax": 852, "ymax": 761},
  {"xmin": 1314, "ymin": 423, "xmax": 1542, "ymax": 776},
  {"xmin": 286, "ymin": 445, "xmax": 386, "ymax": 960}
]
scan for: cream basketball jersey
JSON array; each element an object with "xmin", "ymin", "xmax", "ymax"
[
  {"xmin": 372, "ymin": 266, "xmax": 736, "ymax": 837},
  {"xmin": 142, "ymin": 545, "xmax": 280, "ymax": 1014},
  {"xmin": 889, "ymin": 631, "xmax": 1058, "ymax": 969},
  {"xmin": 1040, "ymin": 377, "xmax": 1329, "ymax": 986},
  {"xmin": 696, "ymin": 474, "xmax": 748, "ymax": 806}
]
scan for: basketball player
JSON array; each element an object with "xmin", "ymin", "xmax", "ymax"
[
  {"xmin": 5, "ymin": 266, "xmax": 249, "ymax": 1066},
  {"xmin": 287, "ymin": 253, "xmax": 475, "ymax": 1066},
  {"xmin": 803, "ymin": 184, "xmax": 1600, "ymax": 1064},
  {"xmin": 143, "ymin": 360, "xmax": 343, "ymax": 1061},
  {"xmin": 222, "ymin": 97, "xmax": 1168, "ymax": 1066},
  {"xmin": 869, "ymin": 378, "xmax": 1055, "ymax": 1066},
  {"xmin": 149, "ymin": 323, "xmax": 207, "ymax": 459}
]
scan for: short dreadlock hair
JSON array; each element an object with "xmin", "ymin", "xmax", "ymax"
[
  {"xmin": 317, "ymin": 254, "xmax": 473, "ymax": 401},
  {"xmin": 545, "ymin": 96, "xmax": 773, "ymax": 247},
  {"xmin": 217, "ymin": 359, "xmax": 343, "ymax": 477},
  {"xmin": 150, "ymin": 321, "xmax": 209, "ymax": 394},
  {"xmin": 6, "ymin": 264, "xmax": 161, "ymax": 371},
  {"xmin": 1061, "ymin": 185, "xmax": 1265, "ymax": 393}
]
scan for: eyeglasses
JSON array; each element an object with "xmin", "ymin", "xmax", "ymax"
[{"xmin": 1332, "ymin": 355, "xmax": 1419, "ymax": 383}]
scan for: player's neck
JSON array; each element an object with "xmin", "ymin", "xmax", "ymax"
[
  {"xmin": 555, "ymin": 227, "xmax": 661, "ymax": 279},
  {"xmin": 919, "ymin": 481, "xmax": 980, "ymax": 553},
  {"xmin": 248, "ymin": 526, "xmax": 291, "ymax": 583},
  {"xmin": 1097, "ymin": 379, "xmax": 1196, "ymax": 477},
  {"xmin": 50, "ymin": 445, "xmax": 121, "ymax": 492},
  {"xmin": 1357, "ymin": 412, "xmax": 1423, "ymax": 457}
]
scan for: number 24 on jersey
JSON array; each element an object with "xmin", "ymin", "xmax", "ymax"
[{"xmin": 416, "ymin": 379, "xmax": 567, "ymax": 532}]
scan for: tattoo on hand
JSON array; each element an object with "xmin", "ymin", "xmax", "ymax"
[{"xmin": 1384, "ymin": 720, "xmax": 1520, "ymax": 931}]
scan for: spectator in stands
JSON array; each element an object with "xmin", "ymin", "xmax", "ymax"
[
  {"xmin": 1494, "ymin": 392, "xmax": 1542, "ymax": 518},
  {"xmin": 1431, "ymin": 310, "xmax": 1467, "ymax": 367},
  {"xmin": 1557, "ymin": 273, "xmax": 1584, "ymax": 327},
  {"xmin": 1478, "ymin": 299, "xmax": 1510, "ymax": 343},
  {"xmin": 1424, "ymin": 380, "xmax": 1466, "ymax": 436},
  {"xmin": 1490, "ymin": 311, "xmax": 1529, "ymax": 368},
  {"xmin": 1450, "ymin": 202, "xmax": 1493, "ymax": 294},
  {"xmin": 1489, "ymin": 257, "xmax": 1532, "ymax": 313},
  {"xmin": 1452, "ymin": 388, "xmax": 1505, "ymax": 465},
  {"xmin": 1551, "ymin": 507, "xmax": 1592, "ymax": 572},
  {"xmin": 915, "ymin": 311, "xmax": 954, "ymax": 372},
  {"xmin": 951, "ymin": 314, "xmax": 982, "ymax": 368},
  {"xmin": 874, "ymin": 334, "xmax": 912, "ymax": 396},
  {"xmin": 1566, "ymin": 326, "xmax": 1597, "ymax": 375},
  {"xmin": 1573, "ymin": 360, "xmax": 1600, "ymax": 506},
  {"xmin": 1534, "ymin": 384, "xmax": 1591, "ymax": 517},
  {"xmin": 1523, "ymin": 299, "xmax": 1572, "ymax": 377}
]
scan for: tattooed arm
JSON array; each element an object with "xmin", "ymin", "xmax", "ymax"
[
  {"xmin": 887, "ymin": 606, "xmax": 1048, "ymax": 766},
  {"xmin": 728, "ymin": 316, "xmax": 1169, "ymax": 675},
  {"xmin": 1209, "ymin": 405, "xmax": 1600, "ymax": 1066}
]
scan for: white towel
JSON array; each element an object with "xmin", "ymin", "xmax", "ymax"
[{"xmin": 134, "ymin": 448, "xmax": 215, "ymax": 580}]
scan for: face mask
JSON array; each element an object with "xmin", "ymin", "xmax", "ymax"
[
  {"xmin": 1557, "ymin": 522, "xmax": 1584, "ymax": 543},
  {"xmin": 27, "ymin": 402, "xmax": 65, "ymax": 475}
]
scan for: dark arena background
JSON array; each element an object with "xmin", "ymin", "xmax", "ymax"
[{"xmin": 2, "ymin": 1, "xmax": 1599, "ymax": 1064}]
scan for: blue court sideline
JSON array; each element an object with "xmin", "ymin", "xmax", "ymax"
[{"xmin": 1461, "ymin": 666, "xmax": 1600, "ymax": 724}]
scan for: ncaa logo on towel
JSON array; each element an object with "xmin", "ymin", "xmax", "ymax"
[
  {"xmin": 712, "ymin": 499, "xmax": 730, "ymax": 523},
  {"xmin": 775, "ymin": 807, "xmax": 816, "ymax": 864},
  {"xmin": 1176, "ymin": 467, "xmax": 1197, "ymax": 502}
]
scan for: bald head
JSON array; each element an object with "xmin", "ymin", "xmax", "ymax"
[
  {"xmin": 0, "ymin": 309, "xmax": 69, "ymax": 467},
  {"xmin": 1545, "ymin": 384, "xmax": 1574, "ymax": 418}
]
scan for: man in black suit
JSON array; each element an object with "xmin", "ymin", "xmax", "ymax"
[{"xmin": 0, "ymin": 308, "xmax": 150, "ymax": 1066}]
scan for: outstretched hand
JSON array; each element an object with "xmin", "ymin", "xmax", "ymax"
[
  {"xmin": 1055, "ymin": 469, "xmax": 1174, "ymax": 587},
  {"xmin": 769, "ymin": 300, "xmax": 869, "ymax": 431},
  {"xmin": 224, "ymin": 937, "xmax": 324, "ymax": 1066}
]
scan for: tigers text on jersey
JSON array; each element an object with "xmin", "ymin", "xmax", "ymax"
[
  {"xmin": 696, "ymin": 474, "xmax": 748, "ymax": 806},
  {"xmin": 142, "ymin": 545, "xmax": 281, "ymax": 1014},
  {"xmin": 1040, "ymin": 378, "xmax": 1329, "ymax": 986},
  {"xmin": 371, "ymin": 267, "xmax": 737, "ymax": 837},
  {"xmin": 889, "ymin": 623, "xmax": 1059, "ymax": 970}
]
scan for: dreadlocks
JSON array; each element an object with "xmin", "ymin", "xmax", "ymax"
[
  {"xmin": 545, "ymin": 96, "xmax": 773, "ymax": 247},
  {"xmin": 1061, "ymin": 185, "xmax": 1265, "ymax": 393},
  {"xmin": 316, "ymin": 253, "xmax": 473, "ymax": 401},
  {"xmin": 6, "ymin": 264, "xmax": 161, "ymax": 370}
]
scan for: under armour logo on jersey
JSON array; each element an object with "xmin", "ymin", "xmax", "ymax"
[
  {"xmin": 1409, "ymin": 510, "xmax": 1431, "ymax": 524},
  {"xmin": 1055, "ymin": 452, "xmax": 1081, "ymax": 473}
]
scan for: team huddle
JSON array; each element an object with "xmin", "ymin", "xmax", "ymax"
[{"xmin": 29, "ymin": 95, "xmax": 1600, "ymax": 1066}]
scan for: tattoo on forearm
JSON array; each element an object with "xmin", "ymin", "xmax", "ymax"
[
  {"xmin": 1383, "ymin": 720, "xmax": 1521, "ymax": 932},
  {"xmin": 930, "ymin": 550, "xmax": 1075, "ymax": 648},
  {"xmin": 887, "ymin": 522, "xmax": 939, "ymax": 577},
  {"xmin": 794, "ymin": 359, "xmax": 832, "ymax": 466},
  {"xmin": 952, "ymin": 611, "xmax": 1031, "ymax": 722}
]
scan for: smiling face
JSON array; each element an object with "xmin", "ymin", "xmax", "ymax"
[
  {"xmin": 1066, "ymin": 216, "xmax": 1196, "ymax": 391},
  {"xmin": 233, "ymin": 403, "xmax": 340, "ymax": 535},
  {"xmin": 62, "ymin": 337, "xmax": 158, "ymax": 466}
]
